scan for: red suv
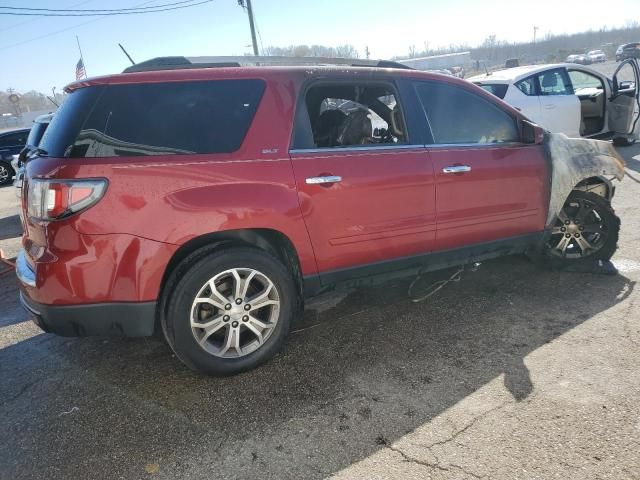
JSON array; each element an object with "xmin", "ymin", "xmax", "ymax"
[{"xmin": 17, "ymin": 56, "xmax": 624, "ymax": 375}]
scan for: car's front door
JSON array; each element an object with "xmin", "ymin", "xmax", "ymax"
[
  {"xmin": 411, "ymin": 80, "xmax": 549, "ymax": 251},
  {"xmin": 608, "ymin": 59, "xmax": 640, "ymax": 140},
  {"xmin": 289, "ymin": 79, "xmax": 436, "ymax": 277}
]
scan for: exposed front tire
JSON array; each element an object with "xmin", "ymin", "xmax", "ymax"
[
  {"xmin": 162, "ymin": 247, "xmax": 296, "ymax": 376},
  {"xmin": 543, "ymin": 190, "xmax": 619, "ymax": 266},
  {"xmin": 0, "ymin": 161, "xmax": 14, "ymax": 186}
]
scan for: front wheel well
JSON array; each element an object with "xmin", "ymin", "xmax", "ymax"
[
  {"xmin": 573, "ymin": 176, "xmax": 613, "ymax": 200},
  {"xmin": 158, "ymin": 229, "xmax": 304, "ymax": 319}
]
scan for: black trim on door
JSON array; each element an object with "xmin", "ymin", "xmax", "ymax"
[{"xmin": 302, "ymin": 231, "xmax": 545, "ymax": 298}]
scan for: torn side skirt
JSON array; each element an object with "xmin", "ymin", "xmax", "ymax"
[{"xmin": 543, "ymin": 133, "xmax": 625, "ymax": 226}]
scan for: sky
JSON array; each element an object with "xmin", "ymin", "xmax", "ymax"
[{"xmin": 0, "ymin": 0, "xmax": 638, "ymax": 93}]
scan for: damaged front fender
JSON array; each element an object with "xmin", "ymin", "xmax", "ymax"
[{"xmin": 544, "ymin": 133, "xmax": 625, "ymax": 226}]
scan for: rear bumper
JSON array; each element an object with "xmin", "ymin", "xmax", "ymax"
[{"xmin": 20, "ymin": 291, "xmax": 156, "ymax": 337}]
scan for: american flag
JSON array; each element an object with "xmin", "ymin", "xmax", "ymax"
[{"xmin": 75, "ymin": 58, "xmax": 86, "ymax": 80}]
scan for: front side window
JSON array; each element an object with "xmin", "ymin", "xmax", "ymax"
[
  {"xmin": 536, "ymin": 69, "xmax": 573, "ymax": 96},
  {"xmin": 567, "ymin": 70, "xmax": 603, "ymax": 91},
  {"xmin": 67, "ymin": 79, "xmax": 265, "ymax": 158},
  {"xmin": 294, "ymin": 83, "xmax": 408, "ymax": 149},
  {"xmin": 414, "ymin": 81, "xmax": 519, "ymax": 145}
]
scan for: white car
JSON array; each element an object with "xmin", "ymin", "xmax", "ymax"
[
  {"xmin": 587, "ymin": 50, "xmax": 606, "ymax": 63},
  {"xmin": 468, "ymin": 62, "xmax": 639, "ymax": 143}
]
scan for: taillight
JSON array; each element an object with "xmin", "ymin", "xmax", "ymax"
[{"xmin": 27, "ymin": 179, "xmax": 107, "ymax": 221}]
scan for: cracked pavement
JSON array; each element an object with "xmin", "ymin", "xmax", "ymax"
[{"xmin": 1, "ymin": 141, "xmax": 640, "ymax": 480}]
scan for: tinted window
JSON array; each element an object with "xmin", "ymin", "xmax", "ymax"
[
  {"xmin": 71, "ymin": 80, "xmax": 265, "ymax": 157},
  {"xmin": 475, "ymin": 83, "xmax": 508, "ymax": 99},
  {"xmin": 39, "ymin": 86, "xmax": 104, "ymax": 157},
  {"xmin": 0, "ymin": 132, "xmax": 27, "ymax": 147},
  {"xmin": 515, "ymin": 77, "xmax": 537, "ymax": 96},
  {"xmin": 414, "ymin": 82, "xmax": 519, "ymax": 144},
  {"xmin": 536, "ymin": 69, "xmax": 573, "ymax": 96}
]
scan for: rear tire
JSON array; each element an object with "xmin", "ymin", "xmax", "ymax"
[
  {"xmin": 162, "ymin": 247, "xmax": 296, "ymax": 376},
  {"xmin": 0, "ymin": 161, "xmax": 14, "ymax": 186},
  {"xmin": 542, "ymin": 190, "xmax": 619, "ymax": 267}
]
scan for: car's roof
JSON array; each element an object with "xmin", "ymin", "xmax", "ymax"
[
  {"xmin": 65, "ymin": 65, "xmax": 458, "ymax": 92},
  {"xmin": 468, "ymin": 63, "xmax": 599, "ymax": 84}
]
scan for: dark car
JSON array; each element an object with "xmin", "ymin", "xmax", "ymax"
[
  {"xmin": 618, "ymin": 42, "xmax": 640, "ymax": 61},
  {"xmin": 17, "ymin": 56, "xmax": 625, "ymax": 376},
  {"xmin": 0, "ymin": 128, "xmax": 29, "ymax": 186},
  {"xmin": 12, "ymin": 114, "xmax": 53, "ymax": 190}
]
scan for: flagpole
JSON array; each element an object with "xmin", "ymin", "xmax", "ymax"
[{"xmin": 75, "ymin": 35, "xmax": 87, "ymax": 78}]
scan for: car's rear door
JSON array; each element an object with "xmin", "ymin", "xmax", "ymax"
[
  {"xmin": 608, "ymin": 59, "xmax": 640, "ymax": 139},
  {"xmin": 411, "ymin": 79, "xmax": 549, "ymax": 251},
  {"xmin": 289, "ymin": 77, "xmax": 436, "ymax": 279},
  {"xmin": 533, "ymin": 68, "xmax": 581, "ymax": 137}
]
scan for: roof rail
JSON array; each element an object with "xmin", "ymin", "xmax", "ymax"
[{"xmin": 122, "ymin": 56, "xmax": 413, "ymax": 73}]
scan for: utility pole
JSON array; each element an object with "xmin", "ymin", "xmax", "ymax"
[{"xmin": 239, "ymin": 0, "xmax": 259, "ymax": 56}]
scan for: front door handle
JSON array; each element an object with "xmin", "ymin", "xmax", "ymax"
[
  {"xmin": 442, "ymin": 165, "xmax": 471, "ymax": 174},
  {"xmin": 305, "ymin": 175, "xmax": 342, "ymax": 184},
  {"xmin": 543, "ymin": 104, "xmax": 556, "ymax": 109}
]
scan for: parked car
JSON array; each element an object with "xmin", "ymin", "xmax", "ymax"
[
  {"xmin": 587, "ymin": 50, "xmax": 606, "ymax": 63},
  {"xmin": 17, "ymin": 56, "xmax": 625, "ymax": 375},
  {"xmin": 618, "ymin": 42, "xmax": 640, "ymax": 61},
  {"xmin": 505, "ymin": 58, "xmax": 519, "ymax": 68},
  {"xmin": 0, "ymin": 128, "xmax": 29, "ymax": 185},
  {"xmin": 468, "ymin": 61, "xmax": 640, "ymax": 143},
  {"xmin": 12, "ymin": 113, "xmax": 53, "ymax": 191},
  {"xmin": 566, "ymin": 54, "xmax": 591, "ymax": 65}
]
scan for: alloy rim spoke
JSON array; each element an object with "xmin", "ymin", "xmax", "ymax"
[
  {"xmin": 193, "ymin": 297, "xmax": 226, "ymax": 310},
  {"xmin": 248, "ymin": 283, "xmax": 273, "ymax": 306},
  {"xmin": 208, "ymin": 280, "xmax": 230, "ymax": 306},
  {"xmin": 247, "ymin": 315, "xmax": 271, "ymax": 329},
  {"xmin": 555, "ymin": 235, "xmax": 572, "ymax": 256},
  {"xmin": 244, "ymin": 322, "xmax": 264, "ymax": 345},
  {"xmin": 575, "ymin": 235, "xmax": 594, "ymax": 253},
  {"xmin": 557, "ymin": 210, "xmax": 570, "ymax": 223},
  {"xmin": 220, "ymin": 326, "xmax": 241, "ymax": 356},
  {"xmin": 551, "ymin": 226, "xmax": 564, "ymax": 235},
  {"xmin": 240, "ymin": 270, "xmax": 256, "ymax": 299},
  {"xmin": 194, "ymin": 316, "xmax": 226, "ymax": 345}
]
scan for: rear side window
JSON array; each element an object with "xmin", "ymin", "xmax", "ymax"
[
  {"xmin": 515, "ymin": 77, "xmax": 537, "ymax": 96},
  {"xmin": 71, "ymin": 79, "xmax": 265, "ymax": 157},
  {"xmin": 414, "ymin": 81, "xmax": 519, "ymax": 144},
  {"xmin": 26, "ymin": 121, "xmax": 49, "ymax": 148},
  {"xmin": 475, "ymin": 83, "xmax": 508, "ymax": 99}
]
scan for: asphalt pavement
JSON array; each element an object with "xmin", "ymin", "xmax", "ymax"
[{"xmin": 1, "ymin": 142, "xmax": 640, "ymax": 479}]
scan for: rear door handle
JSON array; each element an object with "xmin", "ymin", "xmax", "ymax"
[
  {"xmin": 305, "ymin": 175, "xmax": 342, "ymax": 184},
  {"xmin": 442, "ymin": 165, "xmax": 471, "ymax": 174}
]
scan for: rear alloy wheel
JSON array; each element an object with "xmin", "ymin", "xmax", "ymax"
[
  {"xmin": 163, "ymin": 247, "xmax": 296, "ymax": 375},
  {"xmin": 545, "ymin": 190, "xmax": 619, "ymax": 263},
  {"xmin": 0, "ymin": 161, "xmax": 14, "ymax": 186}
]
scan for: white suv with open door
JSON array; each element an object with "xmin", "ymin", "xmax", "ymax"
[{"xmin": 468, "ymin": 60, "xmax": 640, "ymax": 145}]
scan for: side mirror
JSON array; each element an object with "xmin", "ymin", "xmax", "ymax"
[{"xmin": 521, "ymin": 119, "xmax": 545, "ymax": 144}]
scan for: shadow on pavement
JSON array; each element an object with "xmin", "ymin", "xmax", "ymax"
[{"xmin": 0, "ymin": 255, "xmax": 634, "ymax": 479}]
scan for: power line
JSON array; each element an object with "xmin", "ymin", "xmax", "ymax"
[
  {"xmin": 0, "ymin": 0, "xmax": 203, "ymax": 51},
  {"xmin": 0, "ymin": 0, "xmax": 198, "ymax": 13},
  {"xmin": 0, "ymin": 0, "xmax": 213, "ymax": 16},
  {"xmin": 0, "ymin": 0, "xmax": 96, "ymax": 34}
]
